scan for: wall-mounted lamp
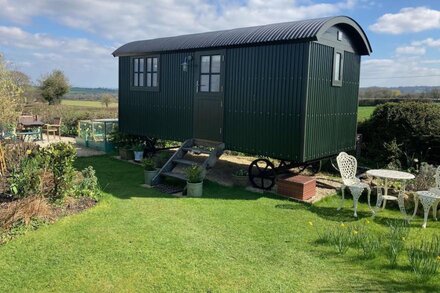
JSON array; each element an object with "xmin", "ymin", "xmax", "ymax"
[{"xmin": 181, "ymin": 56, "xmax": 193, "ymax": 72}]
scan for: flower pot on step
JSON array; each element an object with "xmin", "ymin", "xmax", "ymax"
[
  {"xmin": 187, "ymin": 181, "xmax": 203, "ymax": 197},
  {"xmin": 144, "ymin": 169, "xmax": 159, "ymax": 186},
  {"xmin": 232, "ymin": 174, "xmax": 249, "ymax": 187},
  {"xmin": 134, "ymin": 151, "xmax": 144, "ymax": 162},
  {"xmin": 119, "ymin": 147, "xmax": 134, "ymax": 160}
]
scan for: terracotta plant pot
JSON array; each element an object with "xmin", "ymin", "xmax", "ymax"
[
  {"xmin": 187, "ymin": 181, "xmax": 203, "ymax": 197},
  {"xmin": 144, "ymin": 169, "xmax": 158, "ymax": 186},
  {"xmin": 119, "ymin": 147, "xmax": 134, "ymax": 160},
  {"xmin": 232, "ymin": 174, "xmax": 249, "ymax": 187},
  {"xmin": 134, "ymin": 151, "xmax": 144, "ymax": 162}
]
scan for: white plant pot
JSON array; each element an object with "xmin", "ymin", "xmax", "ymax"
[
  {"xmin": 187, "ymin": 181, "xmax": 203, "ymax": 197},
  {"xmin": 144, "ymin": 169, "xmax": 158, "ymax": 186},
  {"xmin": 134, "ymin": 151, "xmax": 144, "ymax": 162}
]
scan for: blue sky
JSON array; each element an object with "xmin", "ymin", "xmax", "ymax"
[{"xmin": 0, "ymin": 0, "xmax": 439, "ymax": 88}]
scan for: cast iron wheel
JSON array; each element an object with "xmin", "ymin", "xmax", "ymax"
[{"xmin": 248, "ymin": 159, "xmax": 276, "ymax": 190}]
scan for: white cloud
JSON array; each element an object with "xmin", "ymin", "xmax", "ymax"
[
  {"xmin": 411, "ymin": 38, "xmax": 440, "ymax": 49},
  {"xmin": 0, "ymin": 0, "xmax": 355, "ymax": 42},
  {"xmin": 360, "ymin": 57, "xmax": 440, "ymax": 87},
  {"xmin": 395, "ymin": 45, "xmax": 426, "ymax": 56},
  {"xmin": 370, "ymin": 7, "xmax": 440, "ymax": 34}
]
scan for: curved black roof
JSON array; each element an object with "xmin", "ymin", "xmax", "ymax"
[{"xmin": 113, "ymin": 16, "xmax": 372, "ymax": 57}]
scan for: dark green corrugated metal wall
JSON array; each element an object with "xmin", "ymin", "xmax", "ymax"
[
  {"xmin": 224, "ymin": 43, "xmax": 309, "ymax": 161},
  {"xmin": 303, "ymin": 42, "xmax": 360, "ymax": 161},
  {"xmin": 119, "ymin": 52, "xmax": 194, "ymax": 141}
]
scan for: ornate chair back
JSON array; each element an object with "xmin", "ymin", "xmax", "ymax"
[{"xmin": 336, "ymin": 152, "xmax": 358, "ymax": 186}]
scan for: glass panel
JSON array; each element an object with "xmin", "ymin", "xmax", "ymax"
[
  {"xmin": 139, "ymin": 73, "xmax": 144, "ymax": 86},
  {"xmin": 210, "ymin": 74, "xmax": 220, "ymax": 92},
  {"xmin": 153, "ymin": 58, "xmax": 158, "ymax": 72},
  {"xmin": 147, "ymin": 58, "xmax": 152, "ymax": 72},
  {"xmin": 134, "ymin": 58, "xmax": 139, "ymax": 73},
  {"xmin": 334, "ymin": 53, "xmax": 341, "ymax": 81},
  {"xmin": 147, "ymin": 73, "xmax": 152, "ymax": 87},
  {"xmin": 152, "ymin": 73, "xmax": 158, "ymax": 87},
  {"xmin": 139, "ymin": 58, "xmax": 144, "ymax": 72},
  {"xmin": 211, "ymin": 55, "xmax": 221, "ymax": 73},
  {"xmin": 201, "ymin": 56, "xmax": 210, "ymax": 73},
  {"xmin": 134, "ymin": 73, "xmax": 139, "ymax": 86},
  {"xmin": 200, "ymin": 74, "xmax": 209, "ymax": 92}
]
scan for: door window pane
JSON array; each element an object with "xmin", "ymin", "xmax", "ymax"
[
  {"xmin": 139, "ymin": 73, "xmax": 144, "ymax": 86},
  {"xmin": 139, "ymin": 59, "xmax": 144, "ymax": 72},
  {"xmin": 153, "ymin": 58, "xmax": 158, "ymax": 72},
  {"xmin": 147, "ymin": 58, "xmax": 152, "ymax": 72},
  {"xmin": 201, "ymin": 56, "xmax": 210, "ymax": 73},
  {"xmin": 334, "ymin": 53, "xmax": 341, "ymax": 81},
  {"xmin": 211, "ymin": 55, "xmax": 221, "ymax": 73},
  {"xmin": 134, "ymin": 59, "xmax": 139, "ymax": 72},
  {"xmin": 210, "ymin": 74, "xmax": 220, "ymax": 92},
  {"xmin": 200, "ymin": 75, "xmax": 209, "ymax": 92},
  {"xmin": 147, "ymin": 73, "xmax": 152, "ymax": 87},
  {"xmin": 152, "ymin": 73, "xmax": 158, "ymax": 87}
]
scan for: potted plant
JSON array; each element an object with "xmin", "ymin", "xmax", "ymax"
[
  {"xmin": 185, "ymin": 165, "xmax": 204, "ymax": 197},
  {"xmin": 142, "ymin": 157, "xmax": 158, "ymax": 186},
  {"xmin": 232, "ymin": 169, "xmax": 249, "ymax": 187},
  {"xmin": 132, "ymin": 144, "xmax": 144, "ymax": 162}
]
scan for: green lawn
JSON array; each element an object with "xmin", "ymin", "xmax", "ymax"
[
  {"xmin": 61, "ymin": 99, "xmax": 118, "ymax": 108},
  {"xmin": 358, "ymin": 106, "xmax": 375, "ymax": 122},
  {"xmin": 0, "ymin": 156, "xmax": 438, "ymax": 292}
]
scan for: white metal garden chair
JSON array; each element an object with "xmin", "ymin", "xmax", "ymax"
[
  {"xmin": 336, "ymin": 152, "xmax": 372, "ymax": 217},
  {"xmin": 427, "ymin": 166, "xmax": 440, "ymax": 221}
]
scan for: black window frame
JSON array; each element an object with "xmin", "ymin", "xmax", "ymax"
[
  {"xmin": 132, "ymin": 57, "xmax": 144, "ymax": 88},
  {"xmin": 199, "ymin": 54, "xmax": 222, "ymax": 93},
  {"xmin": 332, "ymin": 48, "xmax": 344, "ymax": 87},
  {"xmin": 130, "ymin": 55, "xmax": 160, "ymax": 92}
]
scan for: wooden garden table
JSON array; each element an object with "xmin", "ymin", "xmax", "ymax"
[{"xmin": 366, "ymin": 169, "xmax": 415, "ymax": 219}]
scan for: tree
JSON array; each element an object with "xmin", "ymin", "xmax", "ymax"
[
  {"xmin": 39, "ymin": 70, "xmax": 70, "ymax": 105},
  {"xmin": 0, "ymin": 53, "xmax": 25, "ymax": 131},
  {"xmin": 100, "ymin": 94, "xmax": 116, "ymax": 108}
]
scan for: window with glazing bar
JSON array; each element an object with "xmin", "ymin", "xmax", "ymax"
[
  {"xmin": 133, "ymin": 58, "xmax": 144, "ymax": 87},
  {"xmin": 200, "ymin": 55, "xmax": 221, "ymax": 92},
  {"xmin": 146, "ymin": 57, "xmax": 159, "ymax": 88}
]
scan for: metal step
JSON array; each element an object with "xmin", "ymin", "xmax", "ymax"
[
  {"xmin": 182, "ymin": 147, "xmax": 211, "ymax": 155},
  {"xmin": 161, "ymin": 172, "xmax": 187, "ymax": 181},
  {"xmin": 172, "ymin": 158, "xmax": 200, "ymax": 166}
]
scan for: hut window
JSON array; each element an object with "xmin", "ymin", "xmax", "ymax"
[
  {"xmin": 332, "ymin": 49, "xmax": 343, "ymax": 87},
  {"xmin": 133, "ymin": 58, "xmax": 144, "ymax": 87},
  {"xmin": 146, "ymin": 57, "xmax": 159, "ymax": 88},
  {"xmin": 200, "ymin": 55, "xmax": 221, "ymax": 92},
  {"xmin": 337, "ymin": 31, "xmax": 343, "ymax": 41}
]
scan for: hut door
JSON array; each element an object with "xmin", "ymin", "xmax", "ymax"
[{"xmin": 193, "ymin": 50, "xmax": 225, "ymax": 142}]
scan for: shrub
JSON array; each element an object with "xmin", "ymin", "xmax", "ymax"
[
  {"xmin": 1, "ymin": 141, "xmax": 39, "ymax": 172},
  {"xmin": 40, "ymin": 142, "xmax": 76, "ymax": 199},
  {"xmin": 186, "ymin": 166, "xmax": 204, "ymax": 183},
  {"xmin": 73, "ymin": 166, "xmax": 100, "ymax": 200},
  {"xmin": 359, "ymin": 102, "xmax": 440, "ymax": 166},
  {"xmin": 141, "ymin": 158, "xmax": 156, "ymax": 171},
  {"xmin": 409, "ymin": 162, "xmax": 437, "ymax": 191},
  {"xmin": 8, "ymin": 157, "xmax": 44, "ymax": 198}
]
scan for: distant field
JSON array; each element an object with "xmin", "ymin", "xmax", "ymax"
[
  {"xmin": 358, "ymin": 106, "xmax": 375, "ymax": 122},
  {"xmin": 61, "ymin": 99, "xmax": 118, "ymax": 108}
]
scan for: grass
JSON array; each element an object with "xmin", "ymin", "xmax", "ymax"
[
  {"xmin": 0, "ymin": 156, "xmax": 439, "ymax": 292},
  {"xmin": 61, "ymin": 99, "xmax": 118, "ymax": 108},
  {"xmin": 358, "ymin": 106, "xmax": 376, "ymax": 122}
]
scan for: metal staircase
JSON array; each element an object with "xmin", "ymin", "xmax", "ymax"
[{"xmin": 151, "ymin": 139, "xmax": 225, "ymax": 186}]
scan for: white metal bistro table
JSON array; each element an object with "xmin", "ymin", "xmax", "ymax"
[{"xmin": 366, "ymin": 169, "xmax": 415, "ymax": 218}]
